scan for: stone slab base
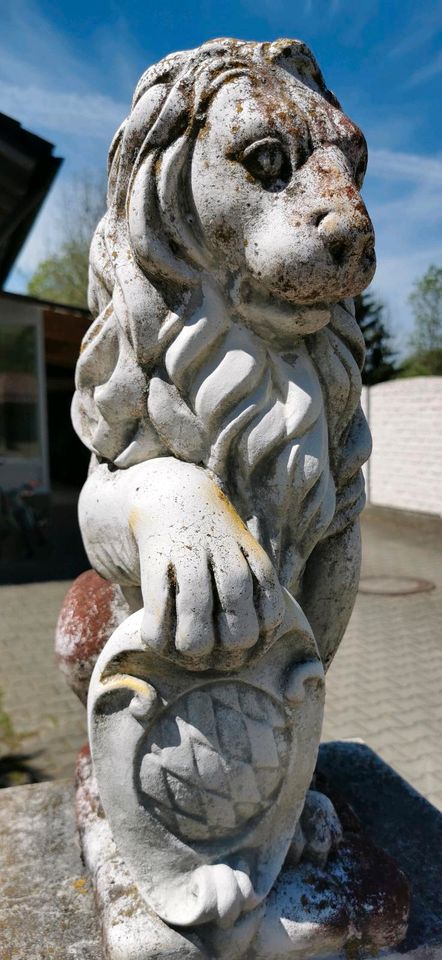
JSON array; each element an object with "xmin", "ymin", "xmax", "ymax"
[
  {"xmin": 317, "ymin": 741, "xmax": 442, "ymax": 959},
  {"xmin": 1, "ymin": 742, "xmax": 440, "ymax": 960},
  {"xmin": 0, "ymin": 777, "xmax": 101, "ymax": 960}
]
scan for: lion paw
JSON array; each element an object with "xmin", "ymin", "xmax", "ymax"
[
  {"xmin": 287, "ymin": 790, "xmax": 343, "ymax": 869},
  {"xmin": 186, "ymin": 863, "xmax": 257, "ymax": 928}
]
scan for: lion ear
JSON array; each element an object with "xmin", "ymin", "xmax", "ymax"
[
  {"xmin": 126, "ymin": 79, "xmax": 206, "ymax": 287},
  {"xmin": 109, "ymin": 84, "xmax": 176, "ymax": 219},
  {"xmin": 265, "ymin": 40, "xmax": 328, "ymax": 96}
]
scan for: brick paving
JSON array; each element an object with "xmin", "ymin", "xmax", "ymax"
[
  {"xmin": 0, "ymin": 580, "xmax": 87, "ymax": 783},
  {"xmin": 323, "ymin": 507, "xmax": 442, "ymax": 810},
  {"xmin": 0, "ymin": 507, "xmax": 441, "ymax": 807}
]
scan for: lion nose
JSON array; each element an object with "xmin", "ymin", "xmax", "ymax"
[{"xmin": 315, "ymin": 210, "xmax": 373, "ymax": 267}]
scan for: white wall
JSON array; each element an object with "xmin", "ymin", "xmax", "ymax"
[{"xmin": 363, "ymin": 377, "xmax": 442, "ymax": 516}]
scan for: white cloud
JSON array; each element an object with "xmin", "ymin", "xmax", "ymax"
[
  {"xmin": 388, "ymin": 3, "xmax": 442, "ymax": 59},
  {"xmin": 371, "ymin": 245, "xmax": 442, "ymax": 352},
  {"xmin": 369, "ymin": 149, "xmax": 442, "ymax": 185},
  {"xmin": 0, "ymin": 0, "xmax": 142, "ymax": 288},
  {"xmin": 367, "ymin": 149, "xmax": 442, "ymax": 244},
  {"xmin": 408, "ymin": 50, "xmax": 442, "ymax": 88},
  {"xmin": 0, "ymin": 82, "xmax": 127, "ymax": 140},
  {"xmin": 363, "ymin": 146, "xmax": 442, "ymax": 353},
  {"xmin": 0, "ymin": 0, "xmax": 143, "ymax": 143}
]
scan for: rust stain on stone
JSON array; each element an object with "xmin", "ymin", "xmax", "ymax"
[{"xmin": 55, "ymin": 570, "xmax": 130, "ymax": 704}]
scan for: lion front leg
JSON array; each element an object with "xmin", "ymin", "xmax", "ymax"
[
  {"xmin": 78, "ymin": 457, "xmax": 287, "ymax": 671},
  {"xmin": 296, "ymin": 518, "xmax": 362, "ymax": 671}
]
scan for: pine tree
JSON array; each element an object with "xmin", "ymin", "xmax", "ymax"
[{"xmin": 354, "ymin": 292, "xmax": 397, "ymax": 385}]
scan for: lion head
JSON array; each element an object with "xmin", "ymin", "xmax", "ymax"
[{"xmin": 73, "ymin": 38, "xmax": 373, "ymax": 591}]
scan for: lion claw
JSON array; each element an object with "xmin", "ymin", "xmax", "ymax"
[{"xmin": 287, "ymin": 790, "xmax": 343, "ymax": 869}]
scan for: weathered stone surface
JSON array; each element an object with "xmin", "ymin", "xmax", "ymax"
[
  {"xmin": 55, "ymin": 570, "xmax": 131, "ymax": 703},
  {"xmin": 3, "ymin": 744, "xmax": 436, "ymax": 959},
  {"xmin": 55, "ymin": 34, "xmax": 405, "ymax": 958},
  {"xmin": 76, "ymin": 745, "xmax": 410, "ymax": 960},
  {"xmin": 87, "ymin": 596, "xmax": 325, "ymax": 936},
  {"xmin": 317, "ymin": 741, "xmax": 442, "ymax": 957},
  {"xmin": 75, "ymin": 746, "xmax": 203, "ymax": 960},
  {"xmin": 0, "ymin": 778, "xmax": 101, "ymax": 960}
]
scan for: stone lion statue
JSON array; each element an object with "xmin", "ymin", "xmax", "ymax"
[
  {"xmin": 73, "ymin": 37, "xmax": 373, "ymax": 665},
  {"xmin": 57, "ymin": 37, "xmax": 388, "ymax": 959}
]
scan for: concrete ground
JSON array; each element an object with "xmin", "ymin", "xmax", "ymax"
[{"xmin": 0, "ymin": 507, "xmax": 441, "ymax": 807}]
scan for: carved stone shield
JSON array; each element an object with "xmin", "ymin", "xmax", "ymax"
[{"xmin": 88, "ymin": 592, "xmax": 324, "ymax": 928}]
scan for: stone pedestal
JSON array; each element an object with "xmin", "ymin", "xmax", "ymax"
[
  {"xmin": 75, "ymin": 746, "xmax": 409, "ymax": 960},
  {"xmin": 1, "ymin": 742, "xmax": 441, "ymax": 960},
  {"xmin": 317, "ymin": 741, "xmax": 442, "ymax": 959},
  {"xmin": 0, "ymin": 777, "xmax": 101, "ymax": 959}
]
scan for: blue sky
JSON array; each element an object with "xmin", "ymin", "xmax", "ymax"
[{"xmin": 2, "ymin": 0, "xmax": 442, "ymax": 354}]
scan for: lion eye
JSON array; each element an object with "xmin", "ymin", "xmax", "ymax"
[{"xmin": 241, "ymin": 137, "xmax": 291, "ymax": 190}]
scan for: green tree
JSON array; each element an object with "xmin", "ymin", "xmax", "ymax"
[
  {"xmin": 27, "ymin": 239, "xmax": 90, "ymax": 308},
  {"xmin": 398, "ymin": 265, "xmax": 442, "ymax": 377},
  {"xmin": 27, "ymin": 171, "xmax": 106, "ymax": 309},
  {"xmin": 354, "ymin": 291, "xmax": 397, "ymax": 385},
  {"xmin": 399, "ymin": 348, "xmax": 442, "ymax": 378},
  {"xmin": 408, "ymin": 264, "xmax": 442, "ymax": 353}
]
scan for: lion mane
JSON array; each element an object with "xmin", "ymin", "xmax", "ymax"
[{"xmin": 72, "ymin": 38, "xmax": 371, "ymax": 596}]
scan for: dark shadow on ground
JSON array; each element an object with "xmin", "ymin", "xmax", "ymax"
[{"xmin": 0, "ymin": 751, "xmax": 50, "ymax": 789}]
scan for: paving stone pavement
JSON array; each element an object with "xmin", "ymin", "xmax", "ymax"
[
  {"xmin": 0, "ymin": 579, "xmax": 87, "ymax": 784},
  {"xmin": 322, "ymin": 507, "xmax": 442, "ymax": 810},
  {"xmin": 0, "ymin": 507, "xmax": 441, "ymax": 808}
]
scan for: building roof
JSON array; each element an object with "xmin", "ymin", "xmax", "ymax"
[
  {"xmin": 0, "ymin": 288, "xmax": 89, "ymax": 316},
  {"xmin": 0, "ymin": 113, "xmax": 63, "ymax": 287}
]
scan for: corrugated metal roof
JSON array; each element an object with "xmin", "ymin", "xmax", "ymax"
[{"xmin": 0, "ymin": 113, "xmax": 63, "ymax": 286}]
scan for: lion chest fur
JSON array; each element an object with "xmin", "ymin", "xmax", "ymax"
[
  {"xmin": 145, "ymin": 292, "xmax": 336, "ymax": 594},
  {"xmin": 74, "ymin": 288, "xmax": 366, "ymax": 598}
]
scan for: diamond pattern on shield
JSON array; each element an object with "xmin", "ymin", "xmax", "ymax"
[{"xmin": 137, "ymin": 681, "xmax": 290, "ymax": 842}]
